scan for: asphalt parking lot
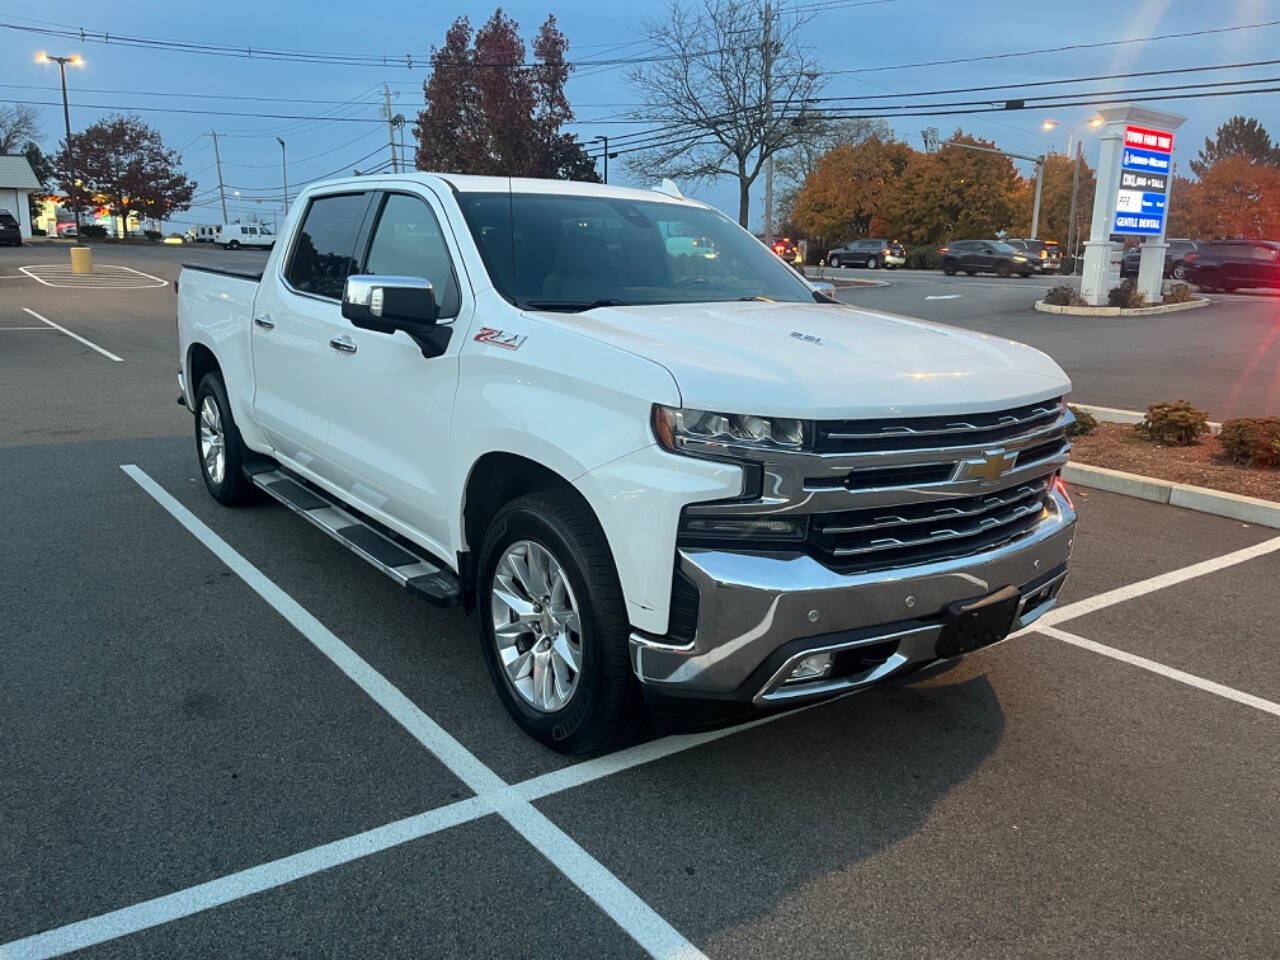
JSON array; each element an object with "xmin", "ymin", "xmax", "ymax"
[{"xmin": 3, "ymin": 244, "xmax": 1280, "ymax": 958}]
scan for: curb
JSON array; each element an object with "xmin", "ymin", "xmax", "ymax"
[
  {"xmin": 1034, "ymin": 297, "xmax": 1210, "ymax": 317},
  {"xmin": 805, "ymin": 274, "xmax": 890, "ymax": 288},
  {"xmin": 1063, "ymin": 462, "xmax": 1280, "ymax": 529},
  {"xmin": 1073, "ymin": 402, "xmax": 1222, "ymax": 435}
]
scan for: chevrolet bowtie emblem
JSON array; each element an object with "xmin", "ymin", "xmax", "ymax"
[{"xmin": 956, "ymin": 449, "xmax": 1017, "ymax": 484}]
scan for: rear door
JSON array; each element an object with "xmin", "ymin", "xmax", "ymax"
[
  {"xmin": 322, "ymin": 187, "xmax": 470, "ymax": 552},
  {"xmin": 250, "ymin": 190, "xmax": 374, "ymax": 469}
]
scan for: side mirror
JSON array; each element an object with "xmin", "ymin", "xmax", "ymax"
[
  {"xmin": 811, "ymin": 280, "xmax": 837, "ymax": 299},
  {"xmin": 342, "ymin": 275, "xmax": 438, "ymax": 333}
]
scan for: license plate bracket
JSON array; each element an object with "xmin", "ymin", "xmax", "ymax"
[{"xmin": 935, "ymin": 585, "xmax": 1021, "ymax": 658}]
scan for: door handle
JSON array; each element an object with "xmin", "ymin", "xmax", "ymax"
[
  {"xmin": 329, "ymin": 336, "xmax": 357, "ymax": 354},
  {"xmin": 253, "ymin": 315, "xmax": 274, "ymax": 329}
]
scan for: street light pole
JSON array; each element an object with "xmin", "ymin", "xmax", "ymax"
[
  {"xmin": 275, "ymin": 137, "xmax": 288, "ymax": 220},
  {"xmin": 592, "ymin": 135, "xmax": 609, "ymax": 183},
  {"xmin": 37, "ymin": 52, "xmax": 83, "ymax": 231}
]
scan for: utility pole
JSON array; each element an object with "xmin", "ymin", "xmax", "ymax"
[
  {"xmin": 593, "ymin": 135, "xmax": 609, "ymax": 183},
  {"xmin": 1030, "ymin": 159, "xmax": 1044, "ymax": 240},
  {"xmin": 762, "ymin": 0, "xmax": 774, "ymax": 245},
  {"xmin": 275, "ymin": 137, "xmax": 288, "ymax": 219},
  {"xmin": 36, "ymin": 52, "xmax": 83, "ymax": 230},
  {"xmin": 383, "ymin": 83, "xmax": 398, "ymax": 173},
  {"xmin": 210, "ymin": 130, "xmax": 228, "ymax": 223},
  {"xmin": 1066, "ymin": 140, "xmax": 1082, "ymax": 274}
]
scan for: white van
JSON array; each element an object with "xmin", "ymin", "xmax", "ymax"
[
  {"xmin": 219, "ymin": 223, "xmax": 275, "ymax": 250},
  {"xmin": 191, "ymin": 224, "xmax": 221, "ymax": 243}
]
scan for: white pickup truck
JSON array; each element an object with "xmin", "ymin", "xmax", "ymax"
[{"xmin": 177, "ymin": 173, "xmax": 1077, "ymax": 753}]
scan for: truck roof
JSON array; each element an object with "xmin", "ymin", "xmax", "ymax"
[{"xmin": 304, "ymin": 171, "xmax": 702, "ymax": 207}]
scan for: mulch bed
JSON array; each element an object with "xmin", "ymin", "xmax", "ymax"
[{"xmin": 1071, "ymin": 422, "xmax": 1280, "ymax": 503}]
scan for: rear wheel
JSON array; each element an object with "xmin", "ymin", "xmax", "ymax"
[
  {"xmin": 194, "ymin": 372, "xmax": 258, "ymax": 506},
  {"xmin": 942, "ymin": 262, "xmax": 956, "ymax": 276},
  {"xmin": 964, "ymin": 270, "xmax": 976, "ymax": 276},
  {"xmin": 228, "ymin": 239, "xmax": 241, "ymax": 250},
  {"xmin": 477, "ymin": 490, "xmax": 640, "ymax": 754},
  {"xmin": 1172, "ymin": 262, "xmax": 1187, "ymax": 281},
  {"xmin": 829, "ymin": 255, "xmax": 841, "ymax": 268}
]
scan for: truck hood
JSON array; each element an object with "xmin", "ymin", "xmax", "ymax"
[{"xmin": 529, "ymin": 300, "xmax": 1071, "ymax": 419}]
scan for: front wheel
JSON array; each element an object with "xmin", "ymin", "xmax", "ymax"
[
  {"xmin": 996, "ymin": 262, "xmax": 1012, "ymax": 278},
  {"xmin": 194, "ymin": 372, "xmax": 258, "ymax": 506},
  {"xmin": 942, "ymin": 262, "xmax": 956, "ymax": 276},
  {"xmin": 829, "ymin": 255, "xmax": 841, "ymax": 268},
  {"xmin": 867, "ymin": 255, "xmax": 880, "ymax": 270},
  {"xmin": 1172, "ymin": 262, "xmax": 1187, "ymax": 280},
  {"xmin": 228, "ymin": 240, "xmax": 241, "ymax": 250},
  {"xmin": 477, "ymin": 490, "xmax": 640, "ymax": 754}
]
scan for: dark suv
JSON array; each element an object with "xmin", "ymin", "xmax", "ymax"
[
  {"xmin": 0, "ymin": 209, "xmax": 21, "ymax": 247},
  {"xmin": 1120, "ymin": 238, "xmax": 1198, "ymax": 280},
  {"xmin": 940, "ymin": 240, "xmax": 1033, "ymax": 277},
  {"xmin": 1185, "ymin": 239, "xmax": 1280, "ymax": 292},
  {"xmin": 827, "ymin": 238, "xmax": 906, "ymax": 269},
  {"xmin": 1005, "ymin": 238, "xmax": 1062, "ymax": 273}
]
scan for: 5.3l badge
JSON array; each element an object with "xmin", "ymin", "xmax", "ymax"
[{"xmin": 474, "ymin": 327, "xmax": 527, "ymax": 351}]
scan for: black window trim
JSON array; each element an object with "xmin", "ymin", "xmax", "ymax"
[
  {"xmin": 279, "ymin": 189, "xmax": 376, "ymax": 304},
  {"xmin": 353, "ymin": 189, "xmax": 464, "ymax": 324}
]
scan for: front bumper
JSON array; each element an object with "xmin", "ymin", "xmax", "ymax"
[
  {"xmin": 630, "ymin": 486, "xmax": 1076, "ymax": 704},
  {"xmin": 884, "ymin": 254, "xmax": 906, "ymax": 267}
]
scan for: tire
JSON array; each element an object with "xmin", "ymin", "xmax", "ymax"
[
  {"xmin": 1172, "ymin": 262, "xmax": 1186, "ymax": 281},
  {"xmin": 228, "ymin": 240, "xmax": 241, "ymax": 250},
  {"xmin": 867, "ymin": 255, "xmax": 880, "ymax": 270},
  {"xmin": 477, "ymin": 490, "xmax": 641, "ymax": 754},
  {"xmin": 193, "ymin": 372, "xmax": 258, "ymax": 506},
  {"xmin": 829, "ymin": 255, "xmax": 841, "ymax": 268},
  {"xmin": 964, "ymin": 270, "xmax": 976, "ymax": 276},
  {"xmin": 942, "ymin": 262, "xmax": 956, "ymax": 276}
]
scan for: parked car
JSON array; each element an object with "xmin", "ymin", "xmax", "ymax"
[
  {"xmin": 940, "ymin": 240, "xmax": 1034, "ymax": 277},
  {"xmin": 220, "ymin": 223, "xmax": 275, "ymax": 250},
  {"xmin": 770, "ymin": 236, "xmax": 799, "ymax": 262},
  {"xmin": 1005, "ymin": 238, "xmax": 1062, "ymax": 274},
  {"xmin": 827, "ymin": 238, "xmax": 906, "ymax": 270},
  {"xmin": 0, "ymin": 209, "xmax": 21, "ymax": 246},
  {"xmin": 55, "ymin": 221, "xmax": 77, "ymax": 238},
  {"xmin": 178, "ymin": 173, "xmax": 1075, "ymax": 753},
  {"xmin": 1185, "ymin": 239, "xmax": 1280, "ymax": 292},
  {"xmin": 1120, "ymin": 238, "xmax": 1198, "ymax": 280}
]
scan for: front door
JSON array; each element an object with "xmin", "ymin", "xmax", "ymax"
[
  {"xmin": 323, "ymin": 187, "xmax": 470, "ymax": 555},
  {"xmin": 250, "ymin": 190, "xmax": 374, "ymax": 470}
]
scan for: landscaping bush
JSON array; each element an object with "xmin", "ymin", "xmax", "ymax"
[
  {"xmin": 1136, "ymin": 400, "xmax": 1209, "ymax": 446},
  {"xmin": 1107, "ymin": 280, "xmax": 1146, "ymax": 309},
  {"xmin": 1218, "ymin": 417, "xmax": 1280, "ymax": 467},
  {"xmin": 78, "ymin": 224, "xmax": 107, "ymax": 239},
  {"xmin": 143, "ymin": 229, "xmax": 162, "ymax": 241},
  {"xmin": 1066, "ymin": 405, "xmax": 1097, "ymax": 437},
  {"xmin": 1162, "ymin": 282, "xmax": 1193, "ymax": 304},
  {"xmin": 905, "ymin": 244, "xmax": 940, "ymax": 270},
  {"xmin": 1044, "ymin": 284, "xmax": 1086, "ymax": 307}
]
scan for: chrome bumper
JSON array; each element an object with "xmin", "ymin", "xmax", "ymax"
[{"xmin": 629, "ymin": 487, "xmax": 1076, "ymax": 702}]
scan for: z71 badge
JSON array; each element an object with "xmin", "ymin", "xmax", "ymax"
[{"xmin": 474, "ymin": 327, "xmax": 527, "ymax": 350}]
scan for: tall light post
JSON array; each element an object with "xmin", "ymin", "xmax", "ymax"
[
  {"xmin": 592, "ymin": 135, "xmax": 610, "ymax": 183},
  {"xmin": 233, "ymin": 190, "xmax": 241, "ymax": 223},
  {"xmin": 36, "ymin": 51, "xmax": 84, "ymax": 231},
  {"xmin": 275, "ymin": 137, "xmax": 288, "ymax": 220},
  {"xmin": 1044, "ymin": 117, "xmax": 1103, "ymax": 272}
]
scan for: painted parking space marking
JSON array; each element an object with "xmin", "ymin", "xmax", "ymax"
[
  {"xmin": 925, "ymin": 294, "xmax": 962, "ymax": 300},
  {"xmin": 111, "ymin": 465, "xmax": 707, "ymax": 960},
  {"xmin": 19, "ymin": 264, "xmax": 167, "ymax": 290},
  {"xmin": 21, "ymin": 308, "xmax": 123, "ymax": 362},
  {"xmin": 1039, "ymin": 625, "xmax": 1280, "ymax": 720}
]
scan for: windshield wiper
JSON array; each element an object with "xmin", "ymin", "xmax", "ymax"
[
  {"xmin": 522, "ymin": 298, "xmax": 629, "ymax": 312},
  {"xmin": 737, "ymin": 295, "xmax": 772, "ymax": 302}
]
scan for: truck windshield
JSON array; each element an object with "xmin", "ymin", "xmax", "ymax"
[{"xmin": 457, "ymin": 192, "xmax": 815, "ymax": 311}]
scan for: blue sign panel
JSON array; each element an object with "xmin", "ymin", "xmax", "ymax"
[
  {"xmin": 1113, "ymin": 211, "xmax": 1165, "ymax": 235},
  {"xmin": 1121, "ymin": 147, "xmax": 1172, "ymax": 174}
]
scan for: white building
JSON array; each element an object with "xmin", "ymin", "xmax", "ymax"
[{"xmin": 0, "ymin": 154, "xmax": 39, "ymax": 240}]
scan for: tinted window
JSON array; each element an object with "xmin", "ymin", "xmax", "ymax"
[
  {"xmin": 286, "ymin": 193, "xmax": 369, "ymax": 300},
  {"xmin": 989, "ymin": 241, "xmax": 1016, "ymax": 254},
  {"xmin": 363, "ymin": 193, "xmax": 461, "ymax": 319}
]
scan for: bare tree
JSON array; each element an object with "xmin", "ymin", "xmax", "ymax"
[
  {"xmin": 0, "ymin": 104, "xmax": 40, "ymax": 154},
  {"xmin": 626, "ymin": 0, "xmax": 824, "ymax": 227}
]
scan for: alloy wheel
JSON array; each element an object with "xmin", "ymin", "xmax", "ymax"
[
  {"xmin": 490, "ymin": 539, "xmax": 583, "ymax": 713},
  {"xmin": 199, "ymin": 395, "xmax": 226, "ymax": 486}
]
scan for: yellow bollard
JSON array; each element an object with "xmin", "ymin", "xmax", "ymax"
[{"xmin": 70, "ymin": 246, "xmax": 93, "ymax": 275}]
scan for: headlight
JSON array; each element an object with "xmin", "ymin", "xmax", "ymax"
[
  {"xmin": 652, "ymin": 405, "xmax": 810, "ymax": 454},
  {"xmin": 1012, "ymin": 255, "xmax": 1028, "ymax": 262}
]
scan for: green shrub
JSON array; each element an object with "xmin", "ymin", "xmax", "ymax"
[
  {"xmin": 1107, "ymin": 280, "xmax": 1146, "ymax": 309},
  {"xmin": 1162, "ymin": 282, "xmax": 1193, "ymax": 304},
  {"xmin": 1218, "ymin": 417, "xmax": 1280, "ymax": 467},
  {"xmin": 905, "ymin": 244, "xmax": 940, "ymax": 270},
  {"xmin": 1136, "ymin": 400, "xmax": 1210, "ymax": 446},
  {"xmin": 1067, "ymin": 405, "xmax": 1097, "ymax": 437},
  {"xmin": 78, "ymin": 224, "xmax": 107, "ymax": 239}
]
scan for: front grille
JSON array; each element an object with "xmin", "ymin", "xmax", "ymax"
[
  {"xmin": 816, "ymin": 398, "xmax": 1064, "ymax": 453},
  {"xmin": 808, "ymin": 462, "xmax": 955, "ymax": 491},
  {"xmin": 809, "ymin": 475, "xmax": 1052, "ymax": 572}
]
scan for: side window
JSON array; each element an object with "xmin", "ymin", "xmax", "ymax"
[
  {"xmin": 362, "ymin": 193, "xmax": 462, "ymax": 319},
  {"xmin": 285, "ymin": 192, "xmax": 370, "ymax": 300}
]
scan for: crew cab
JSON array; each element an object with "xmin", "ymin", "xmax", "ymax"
[{"xmin": 177, "ymin": 174, "xmax": 1077, "ymax": 753}]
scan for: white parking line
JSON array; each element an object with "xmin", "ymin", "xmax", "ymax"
[
  {"xmin": 21, "ymin": 308, "xmax": 123, "ymax": 362},
  {"xmin": 113, "ymin": 465, "xmax": 706, "ymax": 960},
  {"xmin": 0, "ymin": 326, "xmax": 54, "ymax": 331},
  {"xmin": 1038, "ymin": 625, "xmax": 1280, "ymax": 719},
  {"xmin": 19, "ymin": 264, "xmax": 167, "ymax": 289},
  {"xmin": 925, "ymin": 294, "xmax": 961, "ymax": 300}
]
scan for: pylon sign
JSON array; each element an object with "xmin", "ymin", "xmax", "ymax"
[{"xmin": 1112, "ymin": 124, "xmax": 1174, "ymax": 236}]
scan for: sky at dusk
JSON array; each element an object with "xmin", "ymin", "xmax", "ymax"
[{"xmin": 4, "ymin": 0, "xmax": 1278, "ymax": 229}]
